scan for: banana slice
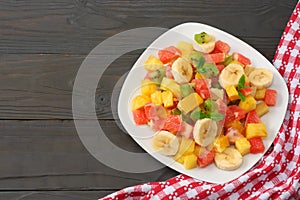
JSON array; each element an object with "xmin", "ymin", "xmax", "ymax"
[
  {"xmin": 193, "ymin": 35, "xmax": 216, "ymax": 53},
  {"xmin": 171, "ymin": 57, "xmax": 193, "ymax": 84},
  {"xmin": 248, "ymin": 68, "xmax": 273, "ymax": 89},
  {"xmin": 152, "ymin": 131, "xmax": 179, "ymax": 156},
  {"xmin": 219, "ymin": 63, "xmax": 245, "ymax": 88},
  {"xmin": 193, "ymin": 118, "xmax": 218, "ymax": 147},
  {"xmin": 214, "ymin": 147, "xmax": 243, "ymax": 170}
]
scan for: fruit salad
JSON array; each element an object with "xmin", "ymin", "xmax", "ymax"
[{"xmin": 130, "ymin": 32, "xmax": 277, "ymax": 171}]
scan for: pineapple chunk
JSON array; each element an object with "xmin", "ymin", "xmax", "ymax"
[
  {"xmin": 176, "ymin": 41, "xmax": 193, "ymax": 62},
  {"xmin": 183, "ymin": 141, "xmax": 195, "ymax": 156},
  {"xmin": 225, "ymin": 120, "xmax": 244, "ymax": 134},
  {"xmin": 255, "ymin": 88, "xmax": 266, "ymax": 100},
  {"xmin": 141, "ymin": 80, "xmax": 157, "ymax": 96},
  {"xmin": 144, "ymin": 55, "xmax": 164, "ymax": 71},
  {"xmin": 151, "ymin": 91, "xmax": 163, "ymax": 105},
  {"xmin": 246, "ymin": 123, "xmax": 267, "ymax": 139},
  {"xmin": 195, "ymin": 72, "xmax": 204, "ymax": 79},
  {"xmin": 175, "ymin": 155, "xmax": 185, "ymax": 164},
  {"xmin": 214, "ymin": 135, "xmax": 230, "ymax": 153},
  {"xmin": 131, "ymin": 95, "xmax": 151, "ymax": 110},
  {"xmin": 239, "ymin": 95, "xmax": 256, "ymax": 113},
  {"xmin": 160, "ymin": 77, "xmax": 181, "ymax": 99},
  {"xmin": 177, "ymin": 93, "xmax": 203, "ymax": 114},
  {"xmin": 161, "ymin": 90, "xmax": 174, "ymax": 108},
  {"xmin": 174, "ymin": 137, "xmax": 195, "ymax": 160},
  {"xmin": 183, "ymin": 154, "xmax": 198, "ymax": 169},
  {"xmin": 225, "ymin": 85, "xmax": 240, "ymax": 101},
  {"xmin": 255, "ymin": 101, "xmax": 269, "ymax": 117},
  {"xmin": 235, "ymin": 137, "xmax": 251, "ymax": 156}
]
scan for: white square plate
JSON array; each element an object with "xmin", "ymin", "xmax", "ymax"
[{"xmin": 118, "ymin": 22, "xmax": 289, "ymax": 184}]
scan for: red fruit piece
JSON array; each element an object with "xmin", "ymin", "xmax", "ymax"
[
  {"xmin": 225, "ymin": 127, "xmax": 244, "ymax": 144},
  {"xmin": 225, "ymin": 105, "xmax": 247, "ymax": 125},
  {"xmin": 216, "ymin": 64, "xmax": 225, "ymax": 72},
  {"xmin": 178, "ymin": 121, "xmax": 194, "ymax": 139},
  {"xmin": 132, "ymin": 109, "xmax": 148, "ymax": 125},
  {"xmin": 163, "ymin": 115, "xmax": 182, "ymax": 134},
  {"xmin": 214, "ymin": 40, "xmax": 230, "ymax": 54},
  {"xmin": 207, "ymin": 53, "xmax": 226, "ymax": 63},
  {"xmin": 197, "ymin": 150, "xmax": 215, "ymax": 168},
  {"xmin": 249, "ymin": 137, "xmax": 265, "ymax": 153},
  {"xmin": 158, "ymin": 46, "xmax": 181, "ymax": 63},
  {"xmin": 232, "ymin": 52, "xmax": 251, "ymax": 65},
  {"xmin": 245, "ymin": 110, "xmax": 261, "ymax": 127},
  {"xmin": 264, "ymin": 89, "xmax": 277, "ymax": 106},
  {"xmin": 192, "ymin": 79, "xmax": 211, "ymax": 99},
  {"xmin": 240, "ymin": 87, "xmax": 252, "ymax": 96}
]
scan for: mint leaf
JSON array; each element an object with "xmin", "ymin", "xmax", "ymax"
[
  {"xmin": 207, "ymin": 112, "xmax": 224, "ymax": 121},
  {"xmin": 238, "ymin": 74, "xmax": 246, "ymax": 90},
  {"xmin": 238, "ymin": 90, "xmax": 246, "ymax": 101}
]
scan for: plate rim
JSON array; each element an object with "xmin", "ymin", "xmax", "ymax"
[{"xmin": 118, "ymin": 22, "xmax": 289, "ymax": 184}]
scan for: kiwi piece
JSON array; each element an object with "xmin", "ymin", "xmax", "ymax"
[
  {"xmin": 194, "ymin": 32, "xmax": 212, "ymax": 44},
  {"xmin": 180, "ymin": 83, "xmax": 194, "ymax": 97},
  {"xmin": 190, "ymin": 51, "xmax": 205, "ymax": 67},
  {"xmin": 199, "ymin": 63, "xmax": 219, "ymax": 78},
  {"xmin": 149, "ymin": 68, "xmax": 166, "ymax": 84}
]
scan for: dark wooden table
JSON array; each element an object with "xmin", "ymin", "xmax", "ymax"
[{"xmin": 0, "ymin": 1, "xmax": 298, "ymax": 199}]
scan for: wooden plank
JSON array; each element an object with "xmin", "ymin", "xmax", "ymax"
[
  {"xmin": 0, "ymin": 0, "xmax": 297, "ymax": 54},
  {"xmin": 0, "ymin": 53, "xmax": 135, "ymax": 119},
  {"xmin": 0, "ymin": 191, "xmax": 115, "ymax": 200},
  {"xmin": 0, "ymin": 120, "xmax": 178, "ymax": 190}
]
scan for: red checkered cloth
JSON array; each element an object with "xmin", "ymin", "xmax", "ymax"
[{"xmin": 102, "ymin": 2, "xmax": 300, "ymax": 199}]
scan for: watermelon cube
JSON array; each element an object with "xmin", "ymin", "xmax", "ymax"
[{"xmin": 264, "ymin": 89, "xmax": 277, "ymax": 106}]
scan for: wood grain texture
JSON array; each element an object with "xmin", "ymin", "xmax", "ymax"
[
  {"xmin": 0, "ymin": 0, "xmax": 298, "ymax": 198},
  {"xmin": 0, "ymin": 120, "xmax": 178, "ymax": 190},
  {"xmin": 0, "ymin": 0, "xmax": 297, "ymax": 54}
]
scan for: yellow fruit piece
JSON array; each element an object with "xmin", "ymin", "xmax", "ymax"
[
  {"xmin": 246, "ymin": 123, "xmax": 267, "ymax": 139},
  {"xmin": 174, "ymin": 137, "xmax": 195, "ymax": 160},
  {"xmin": 177, "ymin": 93, "xmax": 203, "ymax": 114},
  {"xmin": 193, "ymin": 144, "xmax": 201, "ymax": 156},
  {"xmin": 225, "ymin": 85, "xmax": 240, "ymax": 101},
  {"xmin": 161, "ymin": 90, "xmax": 174, "ymax": 108},
  {"xmin": 245, "ymin": 75, "xmax": 250, "ymax": 83},
  {"xmin": 160, "ymin": 77, "xmax": 181, "ymax": 99},
  {"xmin": 144, "ymin": 55, "xmax": 164, "ymax": 71},
  {"xmin": 195, "ymin": 72, "xmax": 204, "ymax": 79},
  {"xmin": 141, "ymin": 80, "xmax": 157, "ymax": 96},
  {"xmin": 183, "ymin": 154, "xmax": 198, "ymax": 169},
  {"xmin": 183, "ymin": 141, "xmax": 196, "ymax": 156},
  {"xmin": 175, "ymin": 155, "xmax": 185, "ymax": 164},
  {"xmin": 239, "ymin": 95, "xmax": 256, "ymax": 113},
  {"xmin": 251, "ymin": 86, "xmax": 257, "ymax": 97},
  {"xmin": 255, "ymin": 88, "xmax": 266, "ymax": 100},
  {"xmin": 225, "ymin": 120, "xmax": 244, "ymax": 134},
  {"xmin": 176, "ymin": 41, "xmax": 193, "ymax": 62},
  {"xmin": 214, "ymin": 135, "xmax": 230, "ymax": 153},
  {"xmin": 131, "ymin": 95, "xmax": 151, "ymax": 111},
  {"xmin": 151, "ymin": 91, "xmax": 163, "ymax": 105},
  {"xmin": 235, "ymin": 137, "xmax": 251, "ymax": 156},
  {"xmin": 255, "ymin": 101, "xmax": 269, "ymax": 117}
]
